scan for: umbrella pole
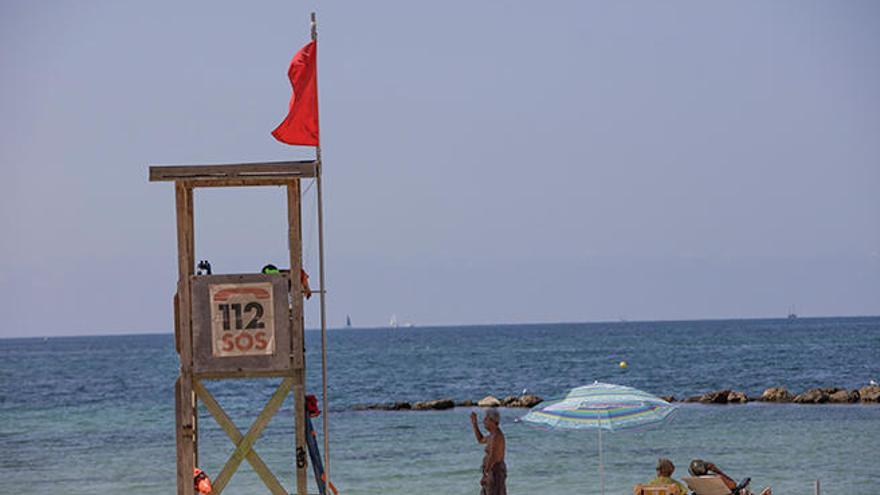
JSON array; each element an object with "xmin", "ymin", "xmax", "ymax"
[{"xmin": 598, "ymin": 427, "xmax": 604, "ymax": 495}]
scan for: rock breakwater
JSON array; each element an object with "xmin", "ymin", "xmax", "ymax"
[
  {"xmin": 676, "ymin": 385, "xmax": 880, "ymax": 404},
  {"xmin": 354, "ymin": 394, "xmax": 543, "ymax": 411},
  {"xmin": 350, "ymin": 386, "xmax": 880, "ymax": 411}
]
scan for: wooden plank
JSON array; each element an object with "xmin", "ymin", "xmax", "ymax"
[
  {"xmin": 175, "ymin": 375, "xmax": 196, "ymax": 495},
  {"xmin": 175, "ymin": 183, "xmax": 195, "ymax": 366},
  {"xmin": 173, "ymin": 292, "xmax": 180, "ymax": 354},
  {"xmin": 193, "ymin": 384, "xmax": 199, "ymax": 468},
  {"xmin": 287, "ymin": 180, "xmax": 305, "ymax": 369},
  {"xmin": 195, "ymin": 369, "xmax": 295, "ymax": 380},
  {"xmin": 175, "ymin": 183, "xmax": 196, "ymax": 495},
  {"xmin": 212, "ymin": 377, "xmax": 294, "ymax": 494},
  {"xmin": 150, "ymin": 161, "xmax": 318, "ymax": 182},
  {"xmin": 182, "ymin": 178, "xmax": 293, "ymax": 189},
  {"xmin": 184, "ymin": 185, "xmax": 194, "ymax": 281},
  {"xmin": 193, "ymin": 380, "xmax": 288, "ymax": 495},
  {"xmin": 292, "ymin": 371, "xmax": 308, "ymax": 495},
  {"xmin": 175, "ymin": 377, "xmax": 188, "ymax": 495},
  {"xmin": 185, "ymin": 186, "xmax": 198, "ymax": 467},
  {"xmin": 287, "ymin": 180, "xmax": 309, "ymax": 495}
]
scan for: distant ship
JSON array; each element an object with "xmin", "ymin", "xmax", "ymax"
[
  {"xmin": 390, "ymin": 314, "xmax": 414, "ymax": 328},
  {"xmin": 345, "ymin": 315, "xmax": 352, "ymax": 328},
  {"xmin": 787, "ymin": 306, "xmax": 798, "ymax": 319}
]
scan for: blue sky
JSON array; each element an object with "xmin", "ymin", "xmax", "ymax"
[{"xmin": 1, "ymin": 1, "xmax": 878, "ymax": 336}]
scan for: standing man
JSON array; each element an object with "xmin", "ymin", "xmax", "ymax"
[{"xmin": 470, "ymin": 408, "xmax": 507, "ymax": 495}]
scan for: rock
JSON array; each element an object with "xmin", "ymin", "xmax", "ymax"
[
  {"xmin": 794, "ymin": 387, "xmax": 844, "ymax": 404},
  {"xmin": 727, "ymin": 391, "xmax": 749, "ymax": 403},
  {"xmin": 760, "ymin": 387, "xmax": 794, "ymax": 402},
  {"xmin": 354, "ymin": 401, "xmax": 413, "ymax": 410},
  {"xmin": 456, "ymin": 399, "xmax": 475, "ymax": 407},
  {"xmin": 700, "ymin": 390, "xmax": 732, "ymax": 404},
  {"xmin": 478, "ymin": 395, "xmax": 502, "ymax": 407},
  {"xmin": 659, "ymin": 396, "xmax": 676, "ymax": 403},
  {"xmin": 859, "ymin": 385, "xmax": 880, "ymax": 403},
  {"xmin": 413, "ymin": 399, "xmax": 455, "ymax": 410},
  {"xmin": 828, "ymin": 390, "xmax": 859, "ymax": 403},
  {"xmin": 517, "ymin": 395, "xmax": 543, "ymax": 408},
  {"xmin": 684, "ymin": 395, "xmax": 702, "ymax": 403},
  {"xmin": 501, "ymin": 396, "xmax": 519, "ymax": 407},
  {"xmin": 794, "ymin": 388, "xmax": 829, "ymax": 404},
  {"xmin": 499, "ymin": 395, "xmax": 544, "ymax": 408}
]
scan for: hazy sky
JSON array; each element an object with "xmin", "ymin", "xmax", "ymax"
[{"xmin": 1, "ymin": 1, "xmax": 878, "ymax": 337}]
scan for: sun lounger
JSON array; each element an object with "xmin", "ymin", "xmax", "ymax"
[
  {"xmin": 683, "ymin": 476, "xmax": 732, "ymax": 495},
  {"xmin": 632, "ymin": 484, "xmax": 681, "ymax": 495}
]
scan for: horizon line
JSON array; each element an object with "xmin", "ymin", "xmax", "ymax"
[{"xmin": 3, "ymin": 313, "xmax": 878, "ymax": 340}]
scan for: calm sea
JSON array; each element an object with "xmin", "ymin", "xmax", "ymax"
[{"xmin": 1, "ymin": 317, "xmax": 878, "ymax": 494}]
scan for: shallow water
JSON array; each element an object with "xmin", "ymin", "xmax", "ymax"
[{"xmin": 1, "ymin": 317, "xmax": 878, "ymax": 494}]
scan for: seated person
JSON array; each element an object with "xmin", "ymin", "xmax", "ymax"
[
  {"xmin": 688, "ymin": 459, "xmax": 771, "ymax": 495},
  {"xmin": 646, "ymin": 458, "xmax": 688, "ymax": 495}
]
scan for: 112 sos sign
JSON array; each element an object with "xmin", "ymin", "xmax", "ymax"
[{"xmin": 209, "ymin": 283, "xmax": 276, "ymax": 357}]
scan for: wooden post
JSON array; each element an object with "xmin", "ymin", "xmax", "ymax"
[
  {"xmin": 175, "ymin": 183, "xmax": 196, "ymax": 495},
  {"xmin": 287, "ymin": 180, "xmax": 308, "ymax": 495},
  {"xmin": 186, "ymin": 186, "xmax": 199, "ymax": 469}
]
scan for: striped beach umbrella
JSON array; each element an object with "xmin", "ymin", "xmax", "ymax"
[{"xmin": 521, "ymin": 382, "xmax": 676, "ymax": 495}]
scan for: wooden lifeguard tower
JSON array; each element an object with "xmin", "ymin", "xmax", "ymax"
[{"xmin": 150, "ymin": 160, "xmax": 323, "ymax": 495}]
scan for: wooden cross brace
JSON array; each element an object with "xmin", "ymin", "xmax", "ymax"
[{"xmin": 194, "ymin": 377, "xmax": 294, "ymax": 495}]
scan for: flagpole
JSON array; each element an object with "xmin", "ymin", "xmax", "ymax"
[{"xmin": 311, "ymin": 10, "xmax": 332, "ymax": 491}]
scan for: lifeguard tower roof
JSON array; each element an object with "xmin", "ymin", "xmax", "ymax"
[{"xmin": 149, "ymin": 160, "xmax": 317, "ymax": 187}]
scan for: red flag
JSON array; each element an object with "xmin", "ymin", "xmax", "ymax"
[{"xmin": 272, "ymin": 40, "xmax": 319, "ymax": 146}]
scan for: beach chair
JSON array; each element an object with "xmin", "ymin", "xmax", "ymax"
[
  {"xmin": 632, "ymin": 484, "xmax": 681, "ymax": 495},
  {"xmin": 683, "ymin": 476, "xmax": 732, "ymax": 495}
]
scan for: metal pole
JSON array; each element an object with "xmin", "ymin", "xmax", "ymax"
[
  {"xmin": 311, "ymin": 10, "xmax": 332, "ymax": 489},
  {"xmin": 815, "ymin": 479, "xmax": 820, "ymax": 495},
  {"xmin": 598, "ymin": 427, "xmax": 604, "ymax": 495},
  {"xmin": 316, "ymin": 150, "xmax": 330, "ymax": 491}
]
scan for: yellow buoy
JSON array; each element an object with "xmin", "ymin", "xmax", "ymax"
[{"xmin": 619, "ymin": 361, "xmax": 628, "ymax": 369}]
